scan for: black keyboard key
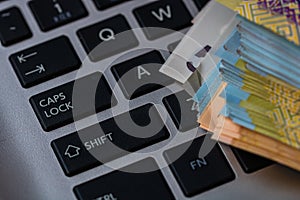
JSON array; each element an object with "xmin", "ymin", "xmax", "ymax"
[
  {"xmin": 77, "ymin": 15, "xmax": 139, "ymax": 62},
  {"xmin": 29, "ymin": 0, "xmax": 88, "ymax": 31},
  {"xmin": 73, "ymin": 158, "xmax": 175, "ymax": 200},
  {"xmin": 163, "ymin": 91, "xmax": 198, "ymax": 132},
  {"xmin": 93, "ymin": 0, "xmax": 128, "ymax": 10},
  {"xmin": 30, "ymin": 72, "xmax": 117, "ymax": 131},
  {"xmin": 133, "ymin": 0, "xmax": 192, "ymax": 40},
  {"xmin": 164, "ymin": 136, "xmax": 235, "ymax": 197},
  {"xmin": 10, "ymin": 36, "xmax": 80, "ymax": 88},
  {"xmin": 194, "ymin": 0, "xmax": 211, "ymax": 10},
  {"xmin": 51, "ymin": 104, "xmax": 170, "ymax": 176},
  {"xmin": 232, "ymin": 148, "xmax": 273, "ymax": 173},
  {"xmin": 0, "ymin": 7, "xmax": 32, "ymax": 46},
  {"xmin": 111, "ymin": 51, "xmax": 173, "ymax": 99}
]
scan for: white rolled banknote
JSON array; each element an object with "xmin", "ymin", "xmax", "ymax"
[{"xmin": 160, "ymin": 0, "xmax": 238, "ymax": 84}]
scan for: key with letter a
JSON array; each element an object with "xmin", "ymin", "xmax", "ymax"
[{"xmin": 111, "ymin": 51, "xmax": 173, "ymax": 99}]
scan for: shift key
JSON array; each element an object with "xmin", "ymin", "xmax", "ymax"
[
  {"xmin": 9, "ymin": 36, "xmax": 81, "ymax": 88},
  {"xmin": 30, "ymin": 72, "xmax": 117, "ymax": 131}
]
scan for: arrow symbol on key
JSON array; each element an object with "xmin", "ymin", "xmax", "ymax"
[
  {"xmin": 1, "ymin": 12, "xmax": 11, "ymax": 18},
  {"xmin": 25, "ymin": 64, "xmax": 46, "ymax": 76},
  {"xmin": 17, "ymin": 52, "xmax": 38, "ymax": 63}
]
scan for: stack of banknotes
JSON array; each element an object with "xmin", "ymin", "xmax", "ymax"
[
  {"xmin": 162, "ymin": 0, "xmax": 300, "ymax": 171},
  {"xmin": 197, "ymin": 0, "xmax": 300, "ymax": 171}
]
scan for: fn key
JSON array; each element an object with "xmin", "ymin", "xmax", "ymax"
[{"xmin": 164, "ymin": 136, "xmax": 235, "ymax": 197}]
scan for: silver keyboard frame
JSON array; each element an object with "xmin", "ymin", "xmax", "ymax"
[{"xmin": 0, "ymin": 0, "xmax": 300, "ymax": 199}]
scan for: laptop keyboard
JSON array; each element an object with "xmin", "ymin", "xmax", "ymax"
[{"xmin": 0, "ymin": 0, "xmax": 275, "ymax": 199}]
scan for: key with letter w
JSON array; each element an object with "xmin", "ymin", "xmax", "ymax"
[
  {"xmin": 151, "ymin": 5, "xmax": 172, "ymax": 21},
  {"xmin": 133, "ymin": 0, "xmax": 192, "ymax": 40}
]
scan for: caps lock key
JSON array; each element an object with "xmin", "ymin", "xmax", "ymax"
[{"xmin": 30, "ymin": 72, "xmax": 117, "ymax": 131}]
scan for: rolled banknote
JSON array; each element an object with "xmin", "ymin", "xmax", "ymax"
[{"xmin": 160, "ymin": 0, "xmax": 238, "ymax": 84}]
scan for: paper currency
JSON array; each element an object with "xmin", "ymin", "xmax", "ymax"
[
  {"xmin": 214, "ymin": 117, "xmax": 300, "ymax": 172},
  {"xmin": 217, "ymin": 0, "xmax": 300, "ymax": 45},
  {"xmin": 192, "ymin": 4, "xmax": 300, "ymax": 170},
  {"xmin": 195, "ymin": 72, "xmax": 300, "ymax": 171},
  {"xmin": 237, "ymin": 17, "xmax": 300, "ymax": 87},
  {"xmin": 195, "ymin": 24, "xmax": 300, "ymax": 145}
]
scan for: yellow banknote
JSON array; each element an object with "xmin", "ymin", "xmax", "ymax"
[
  {"xmin": 216, "ymin": 0, "xmax": 244, "ymax": 10},
  {"xmin": 217, "ymin": 0, "xmax": 300, "ymax": 45}
]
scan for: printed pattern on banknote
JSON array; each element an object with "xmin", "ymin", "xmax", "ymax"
[{"xmin": 217, "ymin": 0, "xmax": 300, "ymax": 45}]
